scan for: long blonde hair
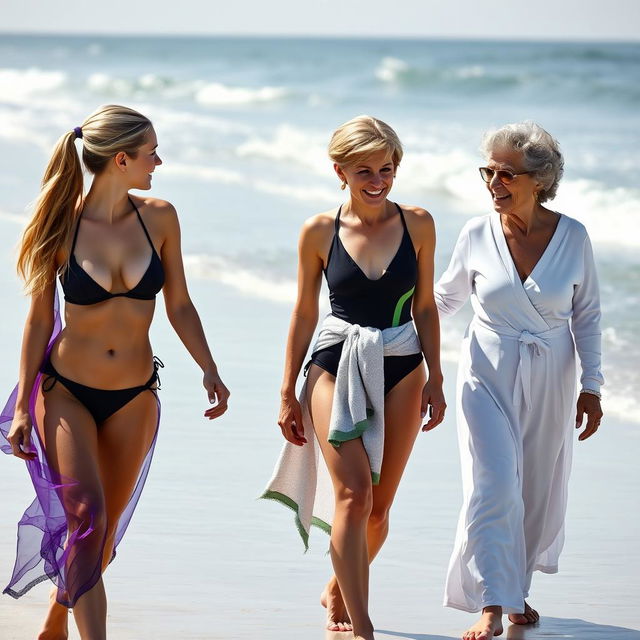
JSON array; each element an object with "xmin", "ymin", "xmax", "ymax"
[{"xmin": 17, "ymin": 104, "xmax": 154, "ymax": 296}]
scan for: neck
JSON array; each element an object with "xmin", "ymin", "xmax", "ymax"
[
  {"xmin": 83, "ymin": 175, "xmax": 133, "ymax": 223},
  {"xmin": 502, "ymin": 203, "xmax": 545, "ymax": 235},
  {"xmin": 344, "ymin": 197, "xmax": 392, "ymax": 225}
]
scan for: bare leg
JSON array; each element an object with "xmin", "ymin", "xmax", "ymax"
[
  {"xmin": 463, "ymin": 606, "xmax": 504, "ymax": 640},
  {"xmin": 307, "ymin": 365, "xmax": 375, "ymax": 640},
  {"xmin": 34, "ymin": 383, "xmax": 157, "ymax": 640},
  {"xmin": 33, "ymin": 383, "xmax": 107, "ymax": 640},
  {"xmin": 322, "ymin": 364, "xmax": 426, "ymax": 630},
  {"xmin": 37, "ymin": 587, "xmax": 69, "ymax": 640},
  {"xmin": 97, "ymin": 388, "xmax": 158, "ymax": 570},
  {"xmin": 508, "ymin": 601, "xmax": 539, "ymax": 625}
]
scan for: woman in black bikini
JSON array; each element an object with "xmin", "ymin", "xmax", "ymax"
[
  {"xmin": 1, "ymin": 105, "xmax": 229, "ymax": 640},
  {"xmin": 276, "ymin": 116, "xmax": 446, "ymax": 640}
]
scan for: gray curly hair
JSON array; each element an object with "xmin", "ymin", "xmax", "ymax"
[{"xmin": 481, "ymin": 121, "xmax": 564, "ymax": 203}]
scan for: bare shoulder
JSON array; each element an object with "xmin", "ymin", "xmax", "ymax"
[
  {"xmin": 131, "ymin": 196, "xmax": 179, "ymax": 238},
  {"xmin": 398, "ymin": 204, "xmax": 435, "ymax": 241},
  {"xmin": 297, "ymin": 208, "xmax": 337, "ymax": 264},
  {"xmin": 133, "ymin": 195, "xmax": 177, "ymax": 219},
  {"xmin": 399, "ymin": 204, "xmax": 434, "ymax": 224},
  {"xmin": 300, "ymin": 208, "xmax": 337, "ymax": 242}
]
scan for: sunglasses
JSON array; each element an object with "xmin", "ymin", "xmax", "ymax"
[{"xmin": 479, "ymin": 167, "xmax": 533, "ymax": 185}]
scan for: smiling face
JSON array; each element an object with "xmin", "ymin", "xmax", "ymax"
[
  {"xmin": 336, "ymin": 149, "xmax": 395, "ymax": 207},
  {"xmin": 119, "ymin": 127, "xmax": 162, "ymax": 190},
  {"xmin": 485, "ymin": 147, "xmax": 541, "ymax": 216}
]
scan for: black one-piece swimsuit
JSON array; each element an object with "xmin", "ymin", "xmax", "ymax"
[{"xmin": 310, "ymin": 203, "xmax": 423, "ymax": 394}]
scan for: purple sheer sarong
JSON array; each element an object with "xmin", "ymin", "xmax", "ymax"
[{"xmin": 0, "ymin": 289, "xmax": 160, "ymax": 607}]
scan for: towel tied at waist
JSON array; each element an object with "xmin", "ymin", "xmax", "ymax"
[
  {"xmin": 313, "ymin": 314, "xmax": 422, "ymax": 455},
  {"xmin": 472, "ymin": 317, "xmax": 571, "ymax": 411},
  {"xmin": 260, "ymin": 314, "xmax": 422, "ymax": 549}
]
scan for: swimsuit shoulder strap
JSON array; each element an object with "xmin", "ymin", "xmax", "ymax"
[
  {"xmin": 394, "ymin": 202, "xmax": 416, "ymax": 254},
  {"xmin": 69, "ymin": 208, "xmax": 83, "ymax": 254},
  {"xmin": 128, "ymin": 196, "xmax": 155, "ymax": 250},
  {"xmin": 334, "ymin": 205, "xmax": 342, "ymax": 233},
  {"xmin": 395, "ymin": 202, "xmax": 409, "ymax": 232}
]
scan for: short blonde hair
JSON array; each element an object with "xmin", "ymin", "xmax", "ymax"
[{"xmin": 328, "ymin": 115, "xmax": 403, "ymax": 168}]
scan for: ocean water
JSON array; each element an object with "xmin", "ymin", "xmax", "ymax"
[
  {"xmin": 0, "ymin": 35, "xmax": 639, "ymax": 639},
  {"xmin": 1, "ymin": 34, "xmax": 638, "ymax": 421}
]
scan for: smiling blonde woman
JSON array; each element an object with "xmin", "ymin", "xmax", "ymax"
[{"xmin": 263, "ymin": 115, "xmax": 446, "ymax": 640}]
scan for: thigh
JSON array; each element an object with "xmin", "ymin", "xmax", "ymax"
[
  {"xmin": 97, "ymin": 389, "xmax": 159, "ymax": 519},
  {"xmin": 373, "ymin": 363, "xmax": 426, "ymax": 508},
  {"xmin": 33, "ymin": 380, "xmax": 103, "ymax": 499},
  {"xmin": 306, "ymin": 364, "xmax": 372, "ymax": 495}
]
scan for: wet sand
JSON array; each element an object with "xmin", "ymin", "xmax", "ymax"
[{"xmin": 0, "ymin": 218, "xmax": 638, "ymax": 639}]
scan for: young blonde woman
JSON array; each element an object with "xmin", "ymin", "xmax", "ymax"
[
  {"xmin": 263, "ymin": 115, "xmax": 446, "ymax": 640},
  {"xmin": 0, "ymin": 105, "xmax": 229, "ymax": 640}
]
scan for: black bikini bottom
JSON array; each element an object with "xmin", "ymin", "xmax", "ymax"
[
  {"xmin": 309, "ymin": 342, "xmax": 423, "ymax": 395},
  {"xmin": 40, "ymin": 356, "xmax": 163, "ymax": 424}
]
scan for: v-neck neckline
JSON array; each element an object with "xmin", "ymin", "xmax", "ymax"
[
  {"xmin": 337, "ymin": 233, "xmax": 405, "ymax": 282},
  {"xmin": 496, "ymin": 212, "xmax": 565, "ymax": 285},
  {"xmin": 335, "ymin": 205, "xmax": 407, "ymax": 282}
]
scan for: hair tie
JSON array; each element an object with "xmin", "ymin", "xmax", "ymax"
[{"xmin": 73, "ymin": 126, "xmax": 83, "ymax": 140}]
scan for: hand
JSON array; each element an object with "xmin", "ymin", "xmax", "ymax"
[
  {"xmin": 6, "ymin": 410, "xmax": 37, "ymax": 461},
  {"xmin": 203, "ymin": 369, "xmax": 230, "ymax": 420},
  {"xmin": 575, "ymin": 392, "xmax": 603, "ymax": 441},
  {"xmin": 421, "ymin": 378, "xmax": 446, "ymax": 432},
  {"xmin": 278, "ymin": 393, "xmax": 307, "ymax": 446}
]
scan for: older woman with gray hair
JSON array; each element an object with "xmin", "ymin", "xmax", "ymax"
[{"xmin": 435, "ymin": 121, "xmax": 603, "ymax": 640}]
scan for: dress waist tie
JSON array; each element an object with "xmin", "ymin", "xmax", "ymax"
[{"xmin": 472, "ymin": 318, "xmax": 570, "ymax": 411}]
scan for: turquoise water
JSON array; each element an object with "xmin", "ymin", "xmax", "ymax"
[{"xmin": 0, "ymin": 35, "xmax": 639, "ymax": 639}]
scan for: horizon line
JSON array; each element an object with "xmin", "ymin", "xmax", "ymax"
[{"xmin": 1, "ymin": 31, "xmax": 639, "ymax": 44}]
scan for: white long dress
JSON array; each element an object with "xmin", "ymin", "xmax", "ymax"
[{"xmin": 435, "ymin": 212, "xmax": 603, "ymax": 614}]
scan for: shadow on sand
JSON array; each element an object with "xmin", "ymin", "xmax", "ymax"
[{"xmin": 375, "ymin": 616, "xmax": 640, "ymax": 640}]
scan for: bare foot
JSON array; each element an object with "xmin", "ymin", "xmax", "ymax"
[
  {"xmin": 463, "ymin": 606, "xmax": 503, "ymax": 640},
  {"xmin": 508, "ymin": 601, "xmax": 539, "ymax": 625},
  {"xmin": 37, "ymin": 587, "xmax": 69, "ymax": 640},
  {"xmin": 321, "ymin": 577, "xmax": 352, "ymax": 632}
]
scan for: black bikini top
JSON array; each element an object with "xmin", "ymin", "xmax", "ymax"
[
  {"xmin": 61, "ymin": 197, "xmax": 165, "ymax": 306},
  {"xmin": 324, "ymin": 203, "xmax": 417, "ymax": 330}
]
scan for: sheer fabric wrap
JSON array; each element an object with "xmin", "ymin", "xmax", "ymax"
[{"xmin": 1, "ymin": 289, "xmax": 160, "ymax": 607}]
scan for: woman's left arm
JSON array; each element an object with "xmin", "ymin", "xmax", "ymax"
[
  {"xmin": 158, "ymin": 201, "xmax": 230, "ymax": 420},
  {"xmin": 407, "ymin": 207, "xmax": 446, "ymax": 432},
  {"xmin": 572, "ymin": 230, "xmax": 604, "ymax": 440}
]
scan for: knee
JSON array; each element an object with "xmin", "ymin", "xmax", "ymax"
[
  {"xmin": 335, "ymin": 484, "xmax": 373, "ymax": 522},
  {"xmin": 65, "ymin": 490, "xmax": 107, "ymax": 538},
  {"xmin": 368, "ymin": 504, "xmax": 390, "ymax": 531}
]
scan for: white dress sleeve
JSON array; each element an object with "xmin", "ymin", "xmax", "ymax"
[
  {"xmin": 435, "ymin": 222, "xmax": 473, "ymax": 318},
  {"xmin": 571, "ymin": 230, "xmax": 604, "ymax": 393}
]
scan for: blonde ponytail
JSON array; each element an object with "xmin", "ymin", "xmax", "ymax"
[
  {"xmin": 17, "ymin": 130, "xmax": 83, "ymax": 296},
  {"xmin": 17, "ymin": 105, "xmax": 153, "ymax": 296}
]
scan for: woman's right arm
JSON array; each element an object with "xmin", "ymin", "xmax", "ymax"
[
  {"xmin": 7, "ymin": 281, "xmax": 56, "ymax": 460},
  {"xmin": 434, "ymin": 222, "xmax": 473, "ymax": 317},
  {"xmin": 278, "ymin": 217, "xmax": 326, "ymax": 446}
]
